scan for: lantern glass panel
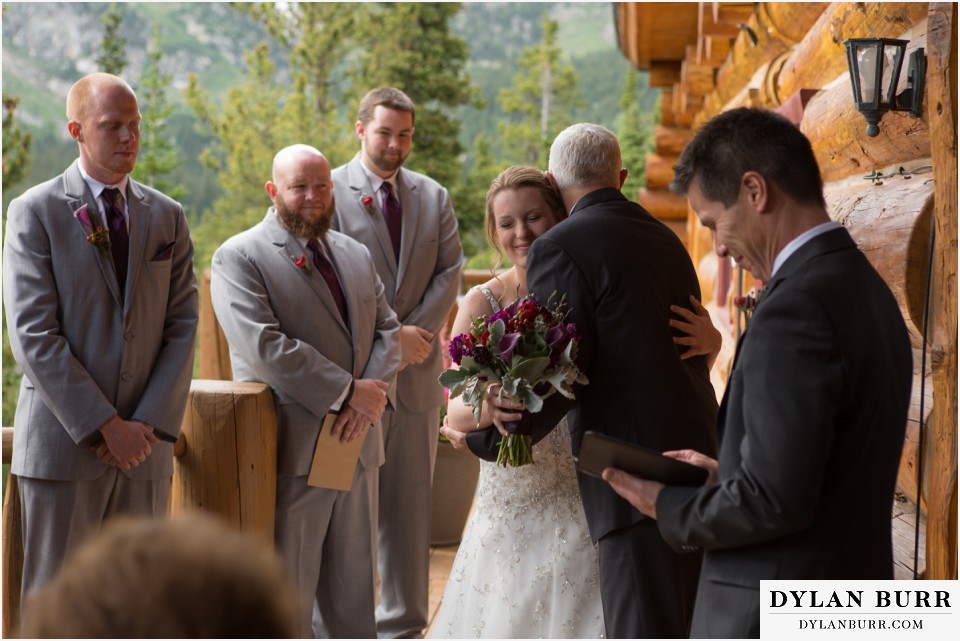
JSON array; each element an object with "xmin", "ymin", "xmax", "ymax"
[
  {"xmin": 855, "ymin": 42, "xmax": 882, "ymax": 105},
  {"xmin": 883, "ymin": 43, "xmax": 905, "ymax": 104}
]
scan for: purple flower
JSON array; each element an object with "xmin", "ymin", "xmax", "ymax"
[
  {"xmin": 499, "ymin": 332, "xmax": 521, "ymax": 367},
  {"xmin": 472, "ymin": 345, "xmax": 492, "ymax": 365},
  {"xmin": 74, "ymin": 205, "xmax": 93, "ymax": 231},
  {"xmin": 448, "ymin": 333, "xmax": 473, "ymax": 365},
  {"xmin": 545, "ymin": 325, "xmax": 569, "ymax": 352}
]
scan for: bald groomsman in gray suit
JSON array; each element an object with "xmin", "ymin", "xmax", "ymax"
[
  {"xmin": 3, "ymin": 73, "xmax": 199, "ymax": 596},
  {"xmin": 211, "ymin": 144, "xmax": 402, "ymax": 638},
  {"xmin": 332, "ymin": 87, "xmax": 464, "ymax": 639}
]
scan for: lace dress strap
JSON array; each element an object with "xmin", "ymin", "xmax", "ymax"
[{"xmin": 474, "ymin": 285, "xmax": 501, "ymax": 313}]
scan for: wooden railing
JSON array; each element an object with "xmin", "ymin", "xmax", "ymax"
[{"xmin": 1, "ymin": 380, "xmax": 276, "ymax": 637}]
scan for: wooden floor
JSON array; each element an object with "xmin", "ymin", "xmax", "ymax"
[
  {"xmin": 426, "ymin": 545, "xmax": 458, "ymax": 637},
  {"xmin": 423, "ymin": 492, "xmax": 927, "ymax": 636}
]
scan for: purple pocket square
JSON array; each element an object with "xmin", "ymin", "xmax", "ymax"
[{"xmin": 151, "ymin": 241, "xmax": 175, "ymax": 262}]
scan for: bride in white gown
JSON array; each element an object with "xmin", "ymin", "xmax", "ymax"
[
  {"xmin": 434, "ymin": 167, "xmax": 720, "ymax": 639},
  {"xmin": 434, "ymin": 166, "xmax": 601, "ymax": 639}
]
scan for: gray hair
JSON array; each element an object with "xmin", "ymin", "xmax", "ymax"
[{"xmin": 548, "ymin": 123, "xmax": 622, "ymax": 191}]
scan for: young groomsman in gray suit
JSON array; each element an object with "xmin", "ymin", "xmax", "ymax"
[
  {"xmin": 603, "ymin": 108, "xmax": 912, "ymax": 638},
  {"xmin": 332, "ymin": 87, "xmax": 464, "ymax": 638},
  {"xmin": 3, "ymin": 73, "xmax": 199, "ymax": 596},
  {"xmin": 211, "ymin": 144, "xmax": 402, "ymax": 638}
]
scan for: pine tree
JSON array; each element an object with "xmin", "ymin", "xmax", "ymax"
[
  {"xmin": 497, "ymin": 17, "xmax": 582, "ymax": 166},
  {"xmin": 617, "ymin": 70, "xmax": 655, "ymax": 201},
  {"xmin": 349, "ymin": 2, "xmax": 481, "ymax": 189},
  {"xmin": 451, "ymin": 132, "xmax": 501, "ymax": 260},
  {"xmin": 185, "ymin": 43, "xmax": 290, "ymax": 269},
  {"xmin": 2, "ymin": 95, "xmax": 32, "ymax": 187},
  {"xmin": 186, "ymin": 3, "xmax": 479, "ymax": 268},
  {"xmin": 133, "ymin": 25, "xmax": 184, "ymax": 201},
  {"xmin": 95, "ymin": 3, "xmax": 127, "ymax": 75}
]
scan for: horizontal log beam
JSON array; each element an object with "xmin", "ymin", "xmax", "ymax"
[
  {"xmin": 638, "ymin": 188, "xmax": 689, "ymax": 220},
  {"xmin": 704, "ymin": 3, "xmax": 828, "ymax": 122},
  {"xmin": 700, "ymin": 3, "xmax": 742, "ymax": 38},
  {"xmin": 682, "ymin": 59, "xmax": 716, "ymax": 95},
  {"xmin": 645, "ymin": 153, "xmax": 679, "ymax": 191},
  {"xmin": 650, "ymin": 61, "xmax": 682, "ymax": 87},
  {"xmin": 704, "ymin": 36, "xmax": 733, "ymax": 67},
  {"xmin": 654, "ymin": 125, "xmax": 694, "ymax": 156},
  {"xmin": 824, "ymin": 171, "xmax": 935, "ymax": 347},
  {"xmin": 713, "ymin": 2, "xmax": 755, "ymax": 26},
  {"xmin": 801, "ymin": 79, "xmax": 931, "ymax": 184},
  {"xmin": 776, "ymin": 3, "xmax": 930, "ymax": 107}
]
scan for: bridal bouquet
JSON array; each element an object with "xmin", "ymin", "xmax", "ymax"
[{"xmin": 439, "ymin": 293, "xmax": 588, "ymax": 467}]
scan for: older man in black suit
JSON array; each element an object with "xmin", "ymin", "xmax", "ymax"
[
  {"xmin": 476, "ymin": 123, "xmax": 719, "ymax": 638},
  {"xmin": 603, "ymin": 108, "xmax": 912, "ymax": 638}
]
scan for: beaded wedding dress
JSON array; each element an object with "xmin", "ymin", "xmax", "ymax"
[{"xmin": 431, "ymin": 287, "xmax": 604, "ymax": 639}]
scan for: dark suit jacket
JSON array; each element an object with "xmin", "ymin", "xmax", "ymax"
[
  {"xmin": 468, "ymin": 188, "xmax": 719, "ymax": 542},
  {"xmin": 656, "ymin": 227, "xmax": 912, "ymax": 638}
]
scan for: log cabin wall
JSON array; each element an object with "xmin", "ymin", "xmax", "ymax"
[{"xmin": 615, "ymin": 2, "xmax": 957, "ymax": 580}]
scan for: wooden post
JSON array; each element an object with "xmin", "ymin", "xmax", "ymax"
[
  {"xmin": 169, "ymin": 380, "xmax": 277, "ymax": 546},
  {"xmin": 198, "ymin": 269, "xmax": 232, "ymax": 381},
  {"xmin": 924, "ymin": 1, "xmax": 958, "ymax": 581},
  {"xmin": 2, "ymin": 467, "xmax": 23, "ymax": 638}
]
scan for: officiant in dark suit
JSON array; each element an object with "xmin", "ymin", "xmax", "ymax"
[
  {"xmin": 603, "ymin": 108, "xmax": 912, "ymax": 638},
  {"xmin": 476, "ymin": 123, "xmax": 719, "ymax": 638}
]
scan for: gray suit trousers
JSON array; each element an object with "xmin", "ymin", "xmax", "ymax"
[
  {"xmin": 375, "ymin": 405, "xmax": 439, "ymax": 638},
  {"xmin": 19, "ymin": 470, "xmax": 169, "ymax": 597},
  {"xmin": 276, "ymin": 468, "xmax": 378, "ymax": 639}
]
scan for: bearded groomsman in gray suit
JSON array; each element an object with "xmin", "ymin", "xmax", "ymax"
[
  {"xmin": 3, "ymin": 73, "xmax": 199, "ymax": 596},
  {"xmin": 211, "ymin": 144, "xmax": 402, "ymax": 638},
  {"xmin": 332, "ymin": 87, "xmax": 464, "ymax": 639}
]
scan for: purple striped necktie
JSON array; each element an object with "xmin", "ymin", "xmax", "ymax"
[
  {"xmin": 307, "ymin": 239, "xmax": 348, "ymax": 324},
  {"xmin": 101, "ymin": 187, "xmax": 129, "ymax": 296},
  {"xmin": 380, "ymin": 181, "xmax": 402, "ymax": 261}
]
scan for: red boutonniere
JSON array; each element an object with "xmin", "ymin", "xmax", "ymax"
[
  {"xmin": 293, "ymin": 254, "xmax": 310, "ymax": 273},
  {"xmin": 360, "ymin": 193, "xmax": 377, "ymax": 215},
  {"xmin": 74, "ymin": 205, "xmax": 110, "ymax": 255},
  {"xmin": 734, "ymin": 287, "xmax": 765, "ymax": 325}
]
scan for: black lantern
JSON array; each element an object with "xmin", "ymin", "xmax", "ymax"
[{"xmin": 844, "ymin": 38, "xmax": 926, "ymax": 137}]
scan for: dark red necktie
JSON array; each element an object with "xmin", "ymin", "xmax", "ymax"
[
  {"xmin": 380, "ymin": 181, "xmax": 402, "ymax": 261},
  {"xmin": 101, "ymin": 187, "xmax": 129, "ymax": 296},
  {"xmin": 307, "ymin": 239, "xmax": 348, "ymax": 324}
]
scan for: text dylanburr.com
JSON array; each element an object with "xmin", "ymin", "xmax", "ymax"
[{"xmin": 761, "ymin": 580, "xmax": 956, "ymax": 639}]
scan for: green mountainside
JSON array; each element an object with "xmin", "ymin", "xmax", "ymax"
[{"xmin": 2, "ymin": 2, "xmax": 653, "ymax": 217}]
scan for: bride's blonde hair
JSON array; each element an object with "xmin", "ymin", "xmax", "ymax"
[{"xmin": 484, "ymin": 166, "xmax": 567, "ymax": 274}]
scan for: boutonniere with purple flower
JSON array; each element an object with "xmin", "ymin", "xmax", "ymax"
[
  {"xmin": 360, "ymin": 193, "xmax": 377, "ymax": 216},
  {"xmin": 292, "ymin": 254, "xmax": 310, "ymax": 273},
  {"xmin": 74, "ymin": 205, "xmax": 110, "ymax": 255}
]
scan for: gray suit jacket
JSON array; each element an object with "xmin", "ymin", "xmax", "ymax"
[
  {"xmin": 3, "ymin": 160, "xmax": 199, "ymax": 481},
  {"xmin": 331, "ymin": 154, "xmax": 463, "ymax": 413},
  {"xmin": 210, "ymin": 209, "xmax": 402, "ymax": 475}
]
